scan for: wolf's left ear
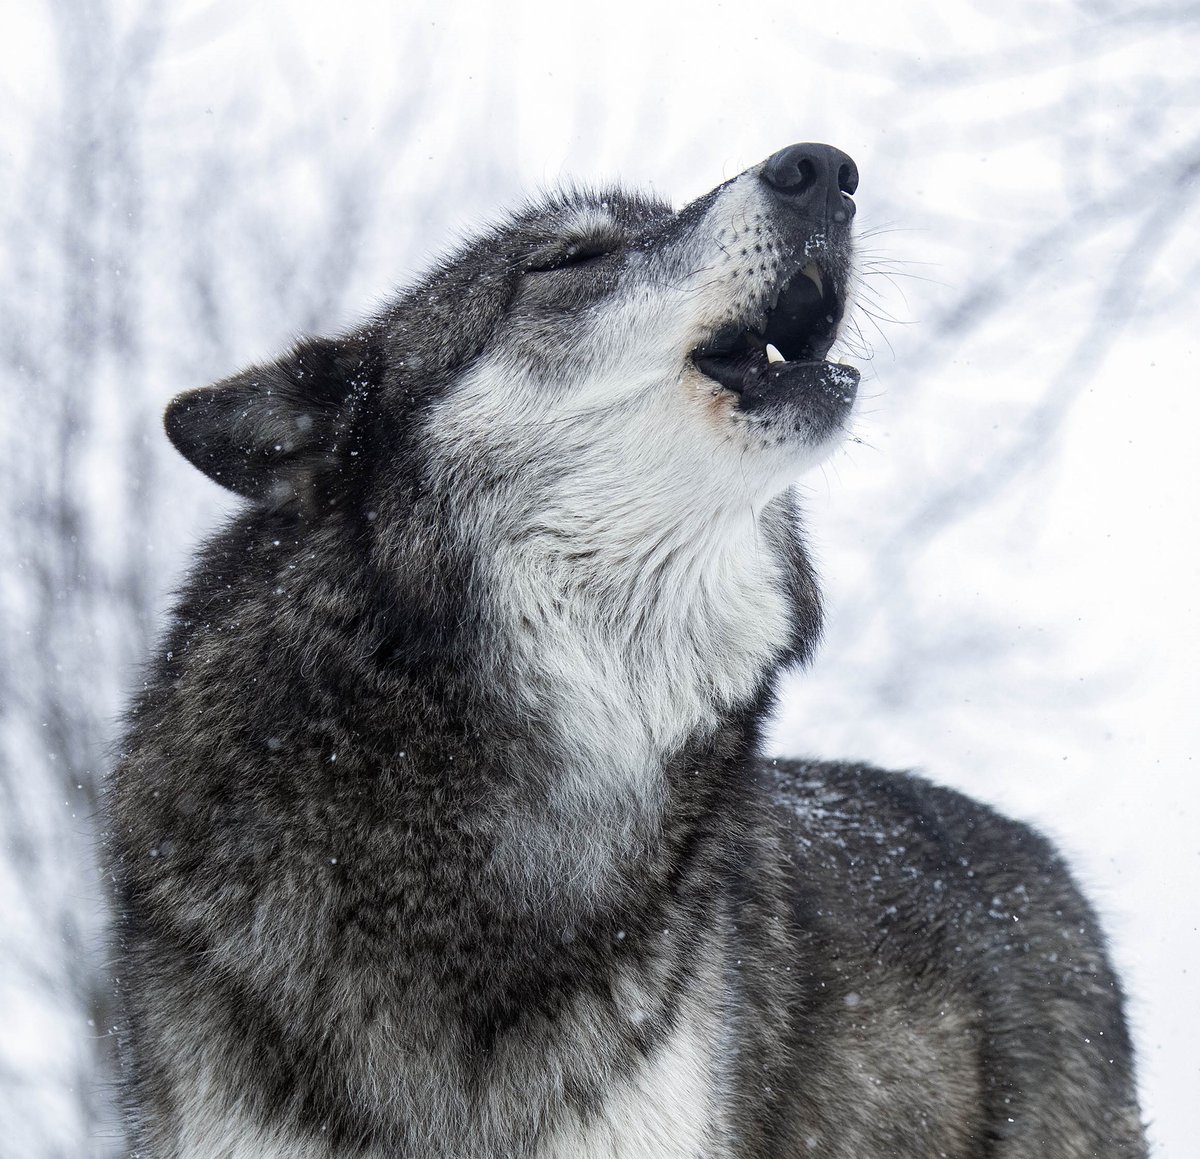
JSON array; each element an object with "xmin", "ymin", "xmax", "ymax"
[{"xmin": 165, "ymin": 334, "xmax": 379, "ymax": 508}]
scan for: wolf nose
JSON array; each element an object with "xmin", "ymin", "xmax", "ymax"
[{"xmin": 761, "ymin": 144, "xmax": 859, "ymax": 223}]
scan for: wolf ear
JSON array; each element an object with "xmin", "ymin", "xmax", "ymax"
[{"xmin": 165, "ymin": 334, "xmax": 378, "ymax": 508}]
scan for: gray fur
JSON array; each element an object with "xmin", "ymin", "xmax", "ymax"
[{"xmin": 108, "ymin": 146, "xmax": 1146, "ymax": 1157}]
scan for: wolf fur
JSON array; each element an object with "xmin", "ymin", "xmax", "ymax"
[{"xmin": 108, "ymin": 145, "xmax": 1146, "ymax": 1157}]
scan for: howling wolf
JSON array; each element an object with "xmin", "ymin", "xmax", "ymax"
[{"xmin": 109, "ymin": 143, "xmax": 1146, "ymax": 1158}]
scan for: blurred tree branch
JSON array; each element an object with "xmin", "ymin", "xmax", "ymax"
[{"xmin": 825, "ymin": 0, "xmax": 1200, "ymax": 706}]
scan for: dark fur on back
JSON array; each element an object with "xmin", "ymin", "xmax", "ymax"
[{"xmin": 109, "ymin": 153, "xmax": 1146, "ymax": 1158}]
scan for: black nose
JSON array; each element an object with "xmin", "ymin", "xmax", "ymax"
[{"xmin": 761, "ymin": 143, "xmax": 859, "ymax": 223}]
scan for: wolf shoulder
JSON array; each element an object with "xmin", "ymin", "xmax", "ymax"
[{"xmin": 759, "ymin": 757, "xmax": 1125, "ymax": 1005}]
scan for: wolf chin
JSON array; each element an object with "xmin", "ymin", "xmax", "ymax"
[{"xmin": 109, "ymin": 144, "xmax": 1146, "ymax": 1157}]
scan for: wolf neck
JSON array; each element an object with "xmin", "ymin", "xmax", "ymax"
[{"xmin": 476, "ymin": 486, "xmax": 795, "ymax": 901}]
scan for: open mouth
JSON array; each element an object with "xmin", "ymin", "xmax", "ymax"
[{"xmin": 691, "ymin": 262, "xmax": 849, "ymax": 395}]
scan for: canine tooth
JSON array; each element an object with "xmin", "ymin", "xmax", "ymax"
[
  {"xmin": 765, "ymin": 343, "xmax": 785, "ymax": 364},
  {"xmin": 801, "ymin": 261, "xmax": 825, "ymax": 296}
]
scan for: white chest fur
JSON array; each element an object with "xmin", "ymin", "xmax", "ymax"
[
  {"xmin": 495, "ymin": 513, "xmax": 792, "ymax": 773},
  {"xmin": 534, "ymin": 1004, "xmax": 728, "ymax": 1159},
  {"xmin": 480, "ymin": 508, "xmax": 792, "ymax": 897}
]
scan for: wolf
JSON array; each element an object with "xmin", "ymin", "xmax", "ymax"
[{"xmin": 108, "ymin": 143, "xmax": 1146, "ymax": 1158}]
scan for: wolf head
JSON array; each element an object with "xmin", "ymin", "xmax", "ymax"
[{"xmin": 166, "ymin": 144, "xmax": 859, "ymax": 520}]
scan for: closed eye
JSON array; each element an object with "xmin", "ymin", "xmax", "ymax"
[{"xmin": 526, "ymin": 238, "xmax": 619, "ymax": 274}]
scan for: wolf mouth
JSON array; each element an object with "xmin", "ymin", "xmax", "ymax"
[{"xmin": 691, "ymin": 261, "xmax": 852, "ymax": 395}]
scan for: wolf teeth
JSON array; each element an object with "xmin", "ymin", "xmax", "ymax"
[
  {"xmin": 765, "ymin": 343, "xmax": 785, "ymax": 364},
  {"xmin": 801, "ymin": 262, "xmax": 824, "ymax": 296}
]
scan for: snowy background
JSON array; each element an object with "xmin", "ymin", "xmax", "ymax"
[{"xmin": 2, "ymin": 0, "xmax": 1197, "ymax": 1155}]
